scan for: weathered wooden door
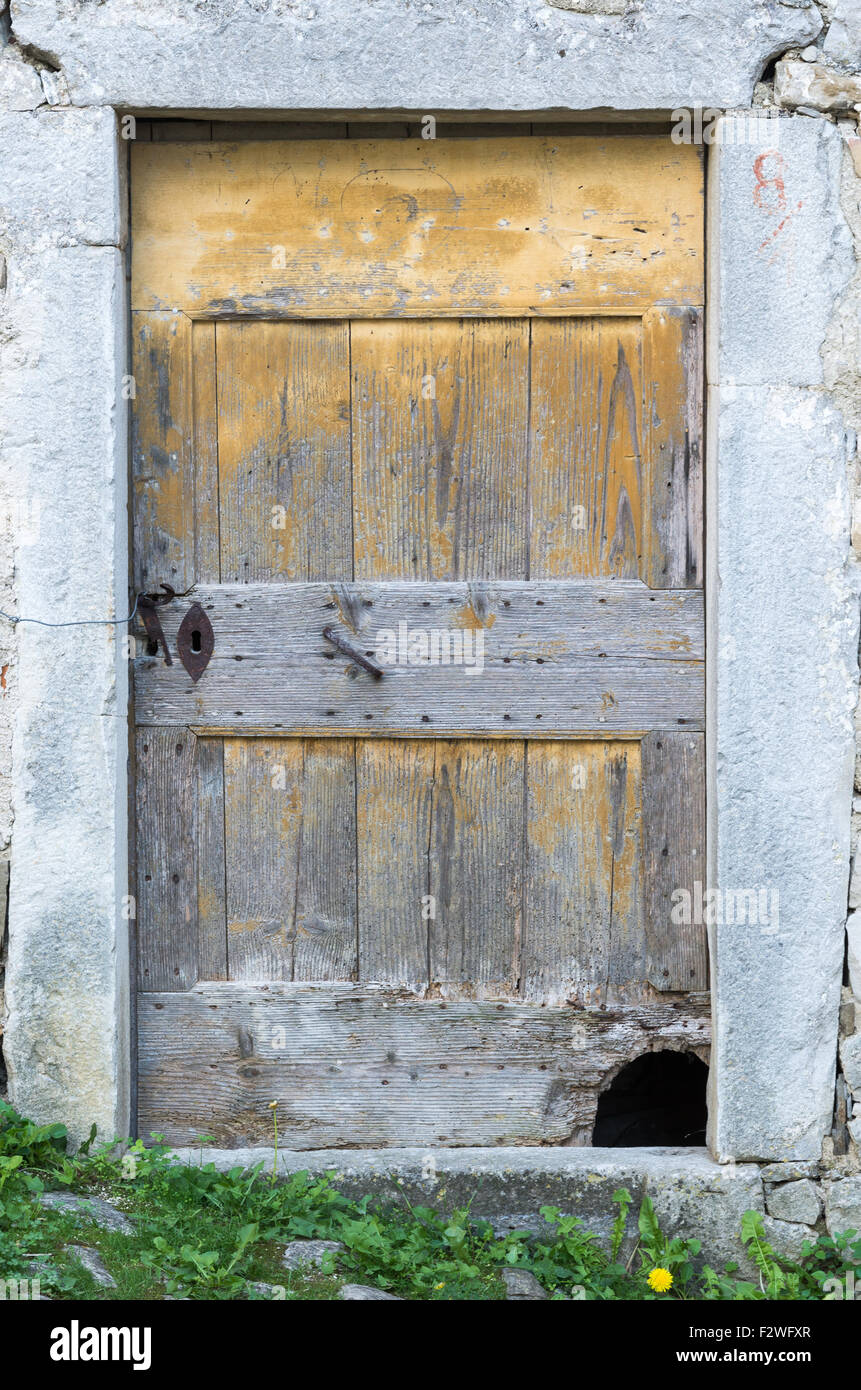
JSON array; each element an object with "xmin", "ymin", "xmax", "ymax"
[{"xmin": 131, "ymin": 133, "xmax": 707, "ymax": 1147}]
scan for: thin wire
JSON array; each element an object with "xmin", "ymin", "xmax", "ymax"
[{"xmin": 0, "ymin": 596, "xmax": 141, "ymax": 628}]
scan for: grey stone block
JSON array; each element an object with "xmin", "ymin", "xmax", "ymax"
[
  {"xmin": 170, "ymin": 1146, "xmax": 764, "ymax": 1272},
  {"xmin": 281, "ymin": 1239, "xmax": 344, "ymax": 1272},
  {"xmin": 339, "ymin": 1284, "xmax": 401, "ymax": 1300},
  {"xmin": 841, "ymin": 1033, "xmax": 861, "ymax": 1094},
  {"xmin": 66, "ymin": 1245, "xmax": 116, "ymax": 1289},
  {"xmin": 0, "ymin": 50, "xmax": 44, "ymax": 111},
  {"xmin": 822, "ymin": 0, "xmax": 861, "ymax": 67},
  {"xmin": 40, "ymin": 1192, "xmax": 135, "ymax": 1236},
  {"xmin": 765, "ymin": 1179, "xmax": 822, "ymax": 1225},
  {"xmin": 0, "ymin": 108, "xmax": 122, "ymax": 252},
  {"xmin": 712, "ymin": 117, "xmax": 853, "ymax": 389},
  {"xmin": 847, "ymin": 915, "xmax": 861, "ymax": 1000},
  {"xmin": 502, "ymin": 1268, "xmax": 549, "ymax": 1300},
  {"xmin": 9, "ymin": 0, "xmax": 822, "ymax": 112},
  {"xmin": 760, "ymin": 1161, "xmax": 821, "ymax": 1183},
  {"xmin": 709, "ymin": 382, "xmax": 857, "ymax": 1158},
  {"xmin": 826, "ymin": 1177, "xmax": 861, "ymax": 1234},
  {"xmin": 776, "ymin": 59, "xmax": 861, "ymax": 110},
  {"xmin": 761, "ymin": 1218, "xmax": 818, "ymax": 1263}
]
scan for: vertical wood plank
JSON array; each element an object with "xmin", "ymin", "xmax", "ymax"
[
  {"xmin": 292, "ymin": 738, "xmax": 358, "ymax": 982},
  {"xmin": 224, "ymin": 738, "xmax": 301, "ymax": 981},
  {"xmin": 357, "ymin": 740, "xmax": 435, "ymax": 989},
  {"xmin": 132, "ymin": 312, "xmax": 194, "ymax": 592},
  {"xmin": 216, "ymin": 321, "xmax": 352, "ymax": 583},
  {"xmin": 192, "ymin": 321, "xmax": 221, "ymax": 584},
  {"xmin": 224, "ymin": 738, "xmax": 357, "ymax": 981},
  {"xmin": 530, "ymin": 318, "xmax": 643, "ymax": 579},
  {"xmin": 641, "ymin": 730, "xmax": 707, "ymax": 990},
  {"xmin": 352, "ymin": 319, "xmax": 530, "ymax": 580},
  {"xmin": 428, "ymin": 741, "xmax": 523, "ymax": 995},
  {"xmin": 136, "ymin": 728, "xmax": 198, "ymax": 991},
  {"xmin": 642, "ymin": 305, "xmax": 704, "ymax": 588},
  {"xmin": 196, "ymin": 737, "xmax": 227, "ymax": 980},
  {"xmin": 522, "ymin": 741, "xmax": 643, "ymax": 1005}
]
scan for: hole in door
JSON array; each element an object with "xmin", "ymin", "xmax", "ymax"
[
  {"xmin": 190, "ymin": 629, "xmax": 201, "ymax": 653},
  {"xmin": 592, "ymin": 1051, "xmax": 708, "ymax": 1146}
]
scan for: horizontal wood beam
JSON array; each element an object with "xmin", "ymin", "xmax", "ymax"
[
  {"xmin": 130, "ymin": 136, "xmax": 704, "ymax": 318},
  {"xmin": 137, "ymin": 982, "xmax": 711, "ymax": 1147},
  {"xmin": 133, "ymin": 581, "xmax": 704, "ymax": 735}
]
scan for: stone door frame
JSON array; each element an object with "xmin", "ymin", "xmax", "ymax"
[{"xmin": 3, "ymin": 96, "xmax": 856, "ymax": 1162}]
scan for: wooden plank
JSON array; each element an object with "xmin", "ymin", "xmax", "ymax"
[
  {"xmin": 292, "ymin": 738, "xmax": 358, "ymax": 983},
  {"xmin": 130, "ymin": 137, "xmax": 705, "ymax": 317},
  {"xmin": 133, "ymin": 580, "xmax": 704, "ymax": 734},
  {"xmin": 131, "ymin": 312, "xmax": 195, "ymax": 593},
  {"xmin": 642, "ymin": 306, "xmax": 704, "ymax": 589},
  {"xmin": 212, "ymin": 121, "xmax": 349, "ymax": 140},
  {"xmin": 641, "ymin": 731, "xmax": 708, "ymax": 991},
  {"xmin": 196, "ymin": 738, "xmax": 227, "ymax": 980},
  {"xmin": 215, "ymin": 321, "xmax": 352, "ymax": 583},
  {"xmin": 137, "ymin": 982, "xmax": 711, "ymax": 1147},
  {"xmin": 522, "ymin": 742, "xmax": 643, "ymax": 1006},
  {"xmin": 530, "ymin": 318, "xmax": 643, "ymax": 580},
  {"xmin": 427, "ymin": 741, "xmax": 523, "ymax": 995},
  {"xmin": 191, "ymin": 321, "xmax": 221, "ymax": 584},
  {"xmin": 352, "ymin": 319, "xmax": 529, "ymax": 580},
  {"xmin": 356, "ymin": 740, "xmax": 434, "ymax": 989},
  {"xmin": 223, "ymin": 739, "xmax": 301, "ymax": 981},
  {"xmin": 135, "ymin": 728, "xmax": 198, "ymax": 991},
  {"xmin": 223, "ymin": 738, "xmax": 357, "ymax": 981}
]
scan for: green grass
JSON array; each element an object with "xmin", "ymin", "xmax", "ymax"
[{"xmin": 0, "ymin": 1099, "xmax": 859, "ymax": 1301}]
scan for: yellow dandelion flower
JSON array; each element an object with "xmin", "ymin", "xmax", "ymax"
[
  {"xmin": 434, "ymin": 1282, "xmax": 445, "ymax": 1290},
  {"xmin": 647, "ymin": 1267, "xmax": 673, "ymax": 1293}
]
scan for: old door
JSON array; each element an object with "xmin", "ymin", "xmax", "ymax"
[{"xmin": 131, "ymin": 133, "xmax": 707, "ymax": 1147}]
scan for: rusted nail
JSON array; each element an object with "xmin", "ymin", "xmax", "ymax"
[{"xmin": 322, "ymin": 625, "xmax": 383, "ymax": 679}]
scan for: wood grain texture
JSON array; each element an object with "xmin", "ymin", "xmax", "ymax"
[
  {"xmin": 130, "ymin": 137, "xmax": 704, "ymax": 317},
  {"xmin": 191, "ymin": 322, "xmax": 221, "ymax": 584},
  {"xmin": 215, "ymin": 321, "xmax": 352, "ymax": 583},
  {"xmin": 136, "ymin": 728, "xmax": 198, "ymax": 991},
  {"xmin": 427, "ymin": 741, "xmax": 523, "ymax": 995},
  {"xmin": 530, "ymin": 319, "xmax": 643, "ymax": 580},
  {"xmin": 196, "ymin": 737, "xmax": 227, "ymax": 979},
  {"xmin": 137, "ymin": 982, "xmax": 711, "ymax": 1147},
  {"xmin": 223, "ymin": 738, "xmax": 357, "ymax": 982},
  {"xmin": 133, "ymin": 581, "xmax": 704, "ymax": 735},
  {"xmin": 356, "ymin": 739, "xmax": 434, "ymax": 989},
  {"xmin": 641, "ymin": 731, "xmax": 707, "ymax": 991},
  {"xmin": 643, "ymin": 306, "xmax": 704, "ymax": 589},
  {"xmin": 522, "ymin": 742, "xmax": 643, "ymax": 1006},
  {"xmin": 351, "ymin": 319, "xmax": 529, "ymax": 580},
  {"xmin": 132, "ymin": 313, "xmax": 195, "ymax": 593}
]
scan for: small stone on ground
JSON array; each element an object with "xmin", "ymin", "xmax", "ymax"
[
  {"xmin": 66, "ymin": 1245, "xmax": 116, "ymax": 1289},
  {"xmin": 339, "ymin": 1284, "xmax": 401, "ymax": 1300},
  {"xmin": 281, "ymin": 1238, "xmax": 344, "ymax": 1272},
  {"xmin": 40, "ymin": 1192, "xmax": 135, "ymax": 1235},
  {"xmin": 501, "ymin": 1268, "xmax": 549, "ymax": 1300}
]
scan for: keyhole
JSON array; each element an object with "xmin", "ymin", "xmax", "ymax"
[{"xmin": 190, "ymin": 629, "xmax": 202, "ymax": 653}]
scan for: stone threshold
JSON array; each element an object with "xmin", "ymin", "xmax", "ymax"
[{"xmin": 169, "ymin": 1145, "xmax": 764, "ymax": 1270}]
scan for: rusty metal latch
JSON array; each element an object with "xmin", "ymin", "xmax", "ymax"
[
  {"xmin": 137, "ymin": 584, "xmax": 177, "ymax": 666},
  {"xmin": 322, "ymin": 625, "xmax": 383, "ymax": 679},
  {"xmin": 136, "ymin": 584, "xmax": 213, "ymax": 681}
]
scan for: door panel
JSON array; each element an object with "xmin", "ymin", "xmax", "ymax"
[{"xmin": 131, "ymin": 135, "xmax": 707, "ymax": 1146}]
